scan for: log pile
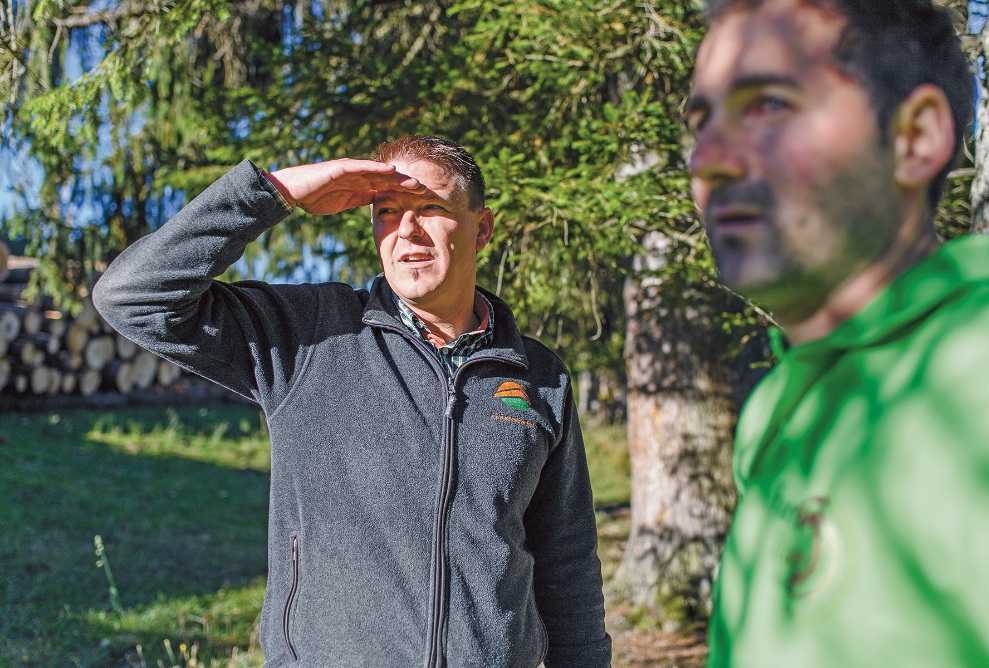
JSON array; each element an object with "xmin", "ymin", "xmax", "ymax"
[
  {"xmin": 0, "ymin": 296, "xmax": 184, "ymax": 398},
  {"xmin": 0, "ymin": 245, "xmax": 184, "ymax": 400}
]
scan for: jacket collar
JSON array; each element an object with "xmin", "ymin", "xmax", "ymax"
[{"xmin": 361, "ymin": 275, "xmax": 529, "ymax": 370}]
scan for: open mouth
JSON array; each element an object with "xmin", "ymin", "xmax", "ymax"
[
  {"xmin": 707, "ymin": 208, "xmax": 770, "ymax": 254},
  {"xmin": 400, "ymin": 254, "xmax": 433, "ymax": 265},
  {"xmin": 710, "ymin": 206, "xmax": 765, "ymax": 228},
  {"xmin": 718, "ymin": 214, "xmax": 763, "ymax": 226}
]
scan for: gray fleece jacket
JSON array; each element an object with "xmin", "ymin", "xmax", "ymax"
[{"xmin": 92, "ymin": 160, "xmax": 612, "ymax": 668}]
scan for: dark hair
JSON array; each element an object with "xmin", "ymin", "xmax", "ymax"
[
  {"xmin": 704, "ymin": 0, "xmax": 972, "ymax": 208},
  {"xmin": 372, "ymin": 135, "xmax": 486, "ymax": 210}
]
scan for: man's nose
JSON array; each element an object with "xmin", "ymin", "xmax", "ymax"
[
  {"xmin": 688, "ymin": 119, "xmax": 747, "ymax": 190},
  {"xmin": 397, "ymin": 210, "xmax": 423, "ymax": 239}
]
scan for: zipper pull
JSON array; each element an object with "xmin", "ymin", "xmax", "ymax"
[{"xmin": 445, "ymin": 381, "xmax": 456, "ymax": 419}]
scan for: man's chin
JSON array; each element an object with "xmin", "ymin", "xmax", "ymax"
[
  {"xmin": 390, "ymin": 282, "xmax": 439, "ymax": 306},
  {"xmin": 737, "ymin": 276, "xmax": 832, "ymax": 327},
  {"xmin": 717, "ymin": 264, "xmax": 781, "ymax": 297}
]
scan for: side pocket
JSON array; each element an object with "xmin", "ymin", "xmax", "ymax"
[
  {"xmin": 283, "ymin": 534, "xmax": 300, "ymax": 661},
  {"xmin": 537, "ymin": 615, "xmax": 549, "ymax": 665}
]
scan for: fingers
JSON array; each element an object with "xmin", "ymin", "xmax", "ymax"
[
  {"xmin": 320, "ymin": 159, "xmax": 419, "ymax": 188},
  {"xmin": 350, "ymin": 162, "xmax": 424, "ymax": 192},
  {"xmin": 271, "ymin": 159, "xmax": 426, "ymax": 214},
  {"xmin": 301, "ymin": 189, "xmax": 377, "ymax": 215}
]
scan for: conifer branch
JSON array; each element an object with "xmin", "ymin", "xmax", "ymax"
[{"xmin": 54, "ymin": 2, "xmax": 155, "ymax": 29}]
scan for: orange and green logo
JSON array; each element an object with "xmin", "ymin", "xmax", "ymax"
[{"xmin": 494, "ymin": 381, "xmax": 531, "ymax": 411}]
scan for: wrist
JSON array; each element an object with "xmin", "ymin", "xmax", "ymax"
[{"xmin": 264, "ymin": 170, "xmax": 298, "ymax": 209}]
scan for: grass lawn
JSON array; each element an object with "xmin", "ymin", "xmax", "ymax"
[{"xmin": 1, "ymin": 403, "xmax": 639, "ymax": 667}]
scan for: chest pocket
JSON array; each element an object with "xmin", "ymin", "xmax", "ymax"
[{"xmin": 459, "ymin": 380, "xmax": 555, "ymax": 505}]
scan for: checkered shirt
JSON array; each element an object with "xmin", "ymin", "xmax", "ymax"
[{"xmin": 394, "ymin": 293, "xmax": 495, "ymax": 378}]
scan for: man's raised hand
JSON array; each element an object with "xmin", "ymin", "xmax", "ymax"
[{"xmin": 267, "ymin": 159, "xmax": 425, "ymax": 215}]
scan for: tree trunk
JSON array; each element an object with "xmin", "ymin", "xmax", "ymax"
[
  {"xmin": 0, "ymin": 241, "xmax": 8, "ymax": 283},
  {"xmin": 0, "ymin": 358, "xmax": 11, "ymax": 391},
  {"xmin": 0, "ymin": 304, "xmax": 24, "ymax": 341},
  {"xmin": 131, "ymin": 350, "xmax": 159, "ymax": 389},
  {"xmin": 974, "ymin": 15, "xmax": 989, "ymax": 233},
  {"xmin": 615, "ymin": 231, "xmax": 740, "ymax": 628},
  {"xmin": 577, "ymin": 369, "xmax": 627, "ymax": 425},
  {"xmin": 156, "ymin": 359, "xmax": 182, "ymax": 387},
  {"xmin": 65, "ymin": 322, "xmax": 90, "ymax": 353},
  {"xmin": 78, "ymin": 369, "xmax": 102, "ymax": 396},
  {"xmin": 84, "ymin": 335, "xmax": 115, "ymax": 370}
]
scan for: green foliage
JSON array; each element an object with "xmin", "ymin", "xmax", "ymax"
[
  {"xmin": 3, "ymin": 0, "xmax": 710, "ymax": 374},
  {"xmin": 2, "ymin": 0, "xmax": 284, "ymax": 305}
]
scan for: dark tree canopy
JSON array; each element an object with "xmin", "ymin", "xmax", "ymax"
[{"xmin": 3, "ymin": 0, "xmax": 722, "ymax": 376}]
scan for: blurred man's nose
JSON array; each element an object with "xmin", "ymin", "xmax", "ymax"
[{"xmin": 689, "ymin": 118, "xmax": 747, "ymax": 191}]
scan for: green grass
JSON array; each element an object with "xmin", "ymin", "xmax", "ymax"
[
  {"xmin": 0, "ymin": 405, "xmax": 270, "ymax": 667},
  {"xmin": 584, "ymin": 422, "xmax": 632, "ymax": 508},
  {"xmin": 0, "ymin": 405, "xmax": 629, "ymax": 667}
]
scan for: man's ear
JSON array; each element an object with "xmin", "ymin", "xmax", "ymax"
[
  {"xmin": 891, "ymin": 84, "xmax": 956, "ymax": 190},
  {"xmin": 475, "ymin": 208, "xmax": 494, "ymax": 252}
]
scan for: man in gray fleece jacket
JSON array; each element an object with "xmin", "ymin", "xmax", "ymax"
[{"xmin": 92, "ymin": 135, "xmax": 612, "ymax": 668}]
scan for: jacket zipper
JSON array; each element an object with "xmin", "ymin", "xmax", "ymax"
[
  {"xmin": 283, "ymin": 534, "xmax": 299, "ymax": 661},
  {"xmin": 368, "ymin": 319, "xmax": 523, "ymax": 668},
  {"xmin": 426, "ymin": 378, "xmax": 457, "ymax": 668},
  {"xmin": 369, "ymin": 322, "xmax": 459, "ymax": 668}
]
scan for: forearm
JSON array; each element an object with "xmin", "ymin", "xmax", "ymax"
[
  {"xmin": 93, "ymin": 160, "xmax": 288, "ymax": 340},
  {"xmin": 534, "ymin": 514, "xmax": 611, "ymax": 668},
  {"xmin": 92, "ymin": 160, "xmax": 294, "ymax": 400}
]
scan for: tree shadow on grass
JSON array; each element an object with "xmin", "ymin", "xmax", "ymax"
[{"xmin": 0, "ymin": 405, "xmax": 270, "ymax": 667}]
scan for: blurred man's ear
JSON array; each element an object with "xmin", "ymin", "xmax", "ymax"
[{"xmin": 891, "ymin": 84, "xmax": 955, "ymax": 191}]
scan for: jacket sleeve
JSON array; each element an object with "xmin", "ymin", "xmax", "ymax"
[
  {"xmin": 524, "ymin": 384, "xmax": 612, "ymax": 667},
  {"xmin": 91, "ymin": 159, "xmax": 315, "ymax": 408}
]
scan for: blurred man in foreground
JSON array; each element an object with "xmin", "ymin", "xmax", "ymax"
[
  {"xmin": 93, "ymin": 135, "xmax": 611, "ymax": 667},
  {"xmin": 686, "ymin": 1, "xmax": 989, "ymax": 665}
]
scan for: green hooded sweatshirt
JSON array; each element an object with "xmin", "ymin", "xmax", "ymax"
[{"xmin": 708, "ymin": 234, "xmax": 989, "ymax": 668}]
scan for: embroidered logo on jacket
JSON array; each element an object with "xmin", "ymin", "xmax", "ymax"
[
  {"xmin": 782, "ymin": 495, "xmax": 851, "ymax": 614},
  {"xmin": 494, "ymin": 381, "xmax": 531, "ymax": 411}
]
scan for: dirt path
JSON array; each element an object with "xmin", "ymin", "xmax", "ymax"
[
  {"xmin": 599, "ymin": 508, "xmax": 710, "ymax": 667},
  {"xmin": 612, "ymin": 625, "xmax": 708, "ymax": 668}
]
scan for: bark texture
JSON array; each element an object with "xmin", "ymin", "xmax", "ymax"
[
  {"xmin": 615, "ymin": 231, "xmax": 740, "ymax": 628},
  {"xmin": 974, "ymin": 22, "xmax": 989, "ymax": 233}
]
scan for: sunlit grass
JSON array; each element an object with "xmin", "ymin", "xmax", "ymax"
[
  {"xmin": 84, "ymin": 580, "xmax": 267, "ymax": 667},
  {"xmin": 0, "ymin": 405, "xmax": 270, "ymax": 666},
  {"xmin": 87, "ymin": 407, "xmax": 271, "ymax": 472},
  {"xmin": 1, "ymin": 405, "xmax": 628, "ymax": 666}
]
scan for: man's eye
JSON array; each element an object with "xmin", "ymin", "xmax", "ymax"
[
  {"xmin": 750, "ymin": 95, "xmax": 790, "ymax": 116},
  {"xmin": 685, "ymin": 111, "xmax": 707, "ymax": 135},
  {"xmin": 423, "ymin": 204, "xmax": 446, "ymax": 212}
]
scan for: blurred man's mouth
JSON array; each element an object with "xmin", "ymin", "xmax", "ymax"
[{"xmin": 710, "ymin": 206, "xmax": 765, "ymax": 227}]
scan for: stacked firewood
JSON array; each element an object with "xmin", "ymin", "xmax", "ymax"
[
  {"xmin": 0, "ymin": 244, "xmax": 183, "ymax": 397},
  {"xmin": 0, "ymin": 297, "xmax": 184, "ymax": 397}
]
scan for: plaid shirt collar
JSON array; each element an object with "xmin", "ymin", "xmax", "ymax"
[{"xmin": 393, "ymin": 291, "xmax": 495, "ymax": 378}]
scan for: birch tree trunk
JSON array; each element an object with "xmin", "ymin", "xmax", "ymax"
[
  {"xmin": 973, "ymin": 16, "xmax": 989, "ymax": 233},
  {"xmin": 614, "ymin": 231, "xmax": 740, "ymax": 628}
]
